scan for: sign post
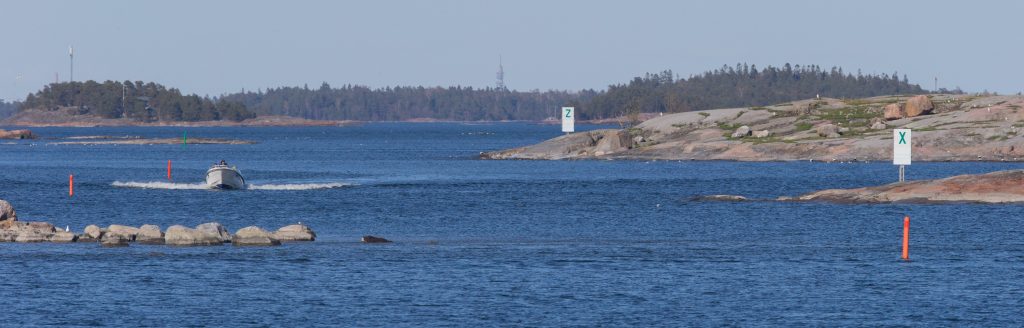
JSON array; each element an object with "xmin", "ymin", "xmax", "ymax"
[
  {"xmin": 561, "ymin": 107, "xmax": 575, "ymax": 133},
  {"xmin": 893, "ymin": 129, "xmax": 911, "ymax": 182}
]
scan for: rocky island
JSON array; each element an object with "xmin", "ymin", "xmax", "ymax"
[{"xmin": 483, "ymin": 94, "xmax": 1024, "ymax": 162}]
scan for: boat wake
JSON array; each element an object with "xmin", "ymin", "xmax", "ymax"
[
  {"xmin": 247, "ymin": 182, "xmax": 350, "ymax": 190},
  {"xmin": 111, "ymin": 181, "xmax": 351, "ymax": 190},
  {"xmin": 111, "ymin": 181, "xmax": 210, "ymax": 190}
]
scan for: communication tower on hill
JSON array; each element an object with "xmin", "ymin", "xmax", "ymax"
[{"xmin": 496, "ymin": 56, "xmax": 505, "ymax": 90}]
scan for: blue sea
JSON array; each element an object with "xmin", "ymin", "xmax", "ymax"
[{"xmin": 1, "ymin": 123, "xmax": 1022, "ymax": 326}]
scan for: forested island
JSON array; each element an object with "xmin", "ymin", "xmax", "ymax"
[
  {"xmin": 4, "ymin": 63, "xmax": 932, "ymax": 124},
  {"xmin": 17, "ymin": 80, "xmax": 254, "ymax": 122}
]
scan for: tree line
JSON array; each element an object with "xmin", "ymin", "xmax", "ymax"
[
  {"xmin": 583, "ymin": 63, "xmax": 927, "ymax": 119},
  {"xmin": 19, "ymin": 80, "xmax": 254, "ymax": 122},
  {"xmin": 0, "ymin": 99, "xmax": 17, "ymax": 119},
  {"xmin": 15, "ymin": 64, "xmax": 930, "ymax": 122},
  {"xmin": 219, "ymin": 83, "xmax": 595, "ymax": 121}
]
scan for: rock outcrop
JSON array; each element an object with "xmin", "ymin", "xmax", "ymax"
[
  {"xmin": 49, "ymin": 231, "xmax": 77, "ymax": 243},
  {"xmin": 0, "ymin": 129, "xmax": 34, "ymax": 139},
  {"xmin": 274, "ymin": 224, "xmax": 316, "ymax": 242},
  {"xmin": 196, "ymin": 222, "xmax": 231, "ymax": 243},
  {"xmin": 792, "ymin": 169, "xmax": 1024, "ymax": 203},
  {"xmin": 232, "ymin": 226, "xmax": 281, "ymax": 246},
  {"xmin": 753, "ymin": 130, "xmax": 771, "ymax": 138},
  {"xmin": 904, "ymin": 95, "xmax": 934, "ymax": 117},
  {"xmin": 165, "ymin": 225, "xmax": 223, "ymax": 246},
  {"xmin": 361, "ymin": 235, "xmax": 392, "ymax": 243},
  {"xmin": 693, "ymin": 194, "xmax": 748, "ymax": 202},
  {"xmin": 136, "ymin": 224, "xmax": 165, "ymax": 244}
]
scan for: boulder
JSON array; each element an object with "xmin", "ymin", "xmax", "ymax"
[
  {"xmin": 100, "ymin": 234, "xmax": 130, "ymax": 247},
  {"xmin": 232, "ymin": 226, "xmax": 281, "ymax": 246},
  {"xmin": 731, "ymin": 126, "xmax": 752, "ymax": 138},
  {"xmin": 883, "ymin": 103, "xmax": 904, "ymax": 120},
  {"xmin": 84, "ymin": 225, "xmax": 103, "ymax": 239},
  {"xmin": 870, "ymin": 121, "xmax": 888, "ymax": 130},
  {"xmin": 136, "ymin": 224, "xmax": 165, "ymax": 245},
  {"xmin": 165, "ymin": 225, "xmax": 223, "ymax": 246},
  {"xmin": 274, "ymin": 224, "xmax": 316, "ymax": 242},
  {"xmin": 816, "ymin": 124, "xmax": 841, "ymax": 138},
  {"xmin": 49, "ymin": 231, "xmax": 77, "ymax": 243},
  {"xmin": 752, "ymin": 130, "xmax": 771, "ymax": 138},
  {"xmin": 0, "ymin": 199, "xmax": 16, "ymax": 221},
  {"xmin": 361, "ymin": 235, "xmax": 392, "ymax": 243},
  {"xmin": 105, "ymin": 225, "xmax": 139, "ymax": 242},
  {"xmin": 196, "ymin": 222, "xmax": 231, "ymax": 243},
  {"xmin": 904, "ymin": 95, "xmax": 934, "ymax": 117}
]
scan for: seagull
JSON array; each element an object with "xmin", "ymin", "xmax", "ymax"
[{"xmin": 65, "ymin": 225, "xmax": 69, "ymax": 232}]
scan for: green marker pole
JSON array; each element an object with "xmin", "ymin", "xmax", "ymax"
[{"xmin": 183, "ymin": 131, "xmax": 187, "ymax": 148}]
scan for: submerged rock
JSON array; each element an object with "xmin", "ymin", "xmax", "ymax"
[
  {"xmin": 137, "ymin": 224, "xmax": 165, "ymax": 245},
  {"xmin": 100, "ymin": 234, "xmax": 130, "ymax": 247},
  {"xmin": 361, "ymin": 235, "xmax": 392, "ymax": 243},
  {"xmin": 196, "ymin": 222, "xmax": 231, "ymax": 243},
  {"xmin": 693, "ymin": 194, "xmax": 748, "ymax": 202},
  {"xmin": 165, "ymin": 225, "xmax": 223, "ymax": 246},
  {"xmin": 232, "ymin": 226, "xmax": 281, "ymax": 246},
  {"xmin": 274, "ymin": 224, "xmax": 316, "ymax": 242}
]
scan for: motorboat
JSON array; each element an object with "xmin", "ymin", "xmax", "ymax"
[{"xmin": 206, "ymin": 160, "xmax": 245, "ymax": 189}]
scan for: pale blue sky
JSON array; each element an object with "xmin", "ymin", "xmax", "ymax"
[{"xmin": 1, "ymin": 0, "xmax": 1021, "ymax": 101}]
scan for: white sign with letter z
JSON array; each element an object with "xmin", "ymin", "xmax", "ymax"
[{"xmin": 561, "ymin": 107, "xmax": 575, "ymax": 133}]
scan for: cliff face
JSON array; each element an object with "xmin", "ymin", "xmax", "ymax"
[{"xmin": 483, "ymin": 95, "xmax": 1024, "ymax": 162}]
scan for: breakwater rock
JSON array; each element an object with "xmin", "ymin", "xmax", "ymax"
[{"xmin": 0, "ymin": 202, "xmax": 315, "ymax": 247}]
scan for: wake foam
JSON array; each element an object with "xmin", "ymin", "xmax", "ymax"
[
  {"xmin": 111, "ymin": 181, "xmax": 351, "ymax": 190},
  {"xmin": 111, "ymin": 181, "xmax": 210, "ymax": 190},
  {"xmin": 247, "ymin": 182, "xmax": 350, "ymax": 190}
]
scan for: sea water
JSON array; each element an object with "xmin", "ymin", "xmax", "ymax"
[{"xmin": 1, "ymin": 123, "xmax": 1022, "ymax": 326}]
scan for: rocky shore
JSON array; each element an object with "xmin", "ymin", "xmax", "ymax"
[
  {"xmin": 0, "ymin": 200, "xmax": 314, "ymax": 246},
  {"xmin": 787, "ymin": 169, "xmax": 1024, "ymax": 204},
  {"xmin": 483, "ymin": 94, "xmax": 1024, "ymax": 162}
]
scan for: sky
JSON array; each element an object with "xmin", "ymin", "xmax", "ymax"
[{"xmin": 1, "ymin": 0, "xmax": 1021, "ymax": 101}]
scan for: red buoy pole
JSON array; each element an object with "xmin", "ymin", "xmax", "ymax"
[
  {"xmin": 69, "ymin": 174, "xmax": 74, "ymax": 197},
  {"xmin": 901, "ymin": 216, "xmax": 910, "ymax": 261},
  {"xmin": 167, "ymin": 160, "xmax": 172, "ymax": 181}
]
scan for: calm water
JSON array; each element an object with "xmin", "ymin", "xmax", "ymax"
[{"xmin": 1, "ymin": 123, "xmax": 1022, "ymax": 326}]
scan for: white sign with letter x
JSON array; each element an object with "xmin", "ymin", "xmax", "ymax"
[{"xmin": 893, "ymin": 129, "xmax": 911, "ymax": 165}]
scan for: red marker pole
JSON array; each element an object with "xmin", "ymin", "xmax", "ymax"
[
  {"xmin": 167, "ymin": 160, "xmax": 172, "ymax": 181},
  {"xmin": 901, "ymin": 216, "xmax": 910, "ymax": 261},
  {"xmin": 69, "ymin": 174, "xmax": 74, "ymax": 197}
]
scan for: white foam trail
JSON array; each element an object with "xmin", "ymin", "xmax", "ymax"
[
  {"xmin": 247, "ymin": 182, "xmax": 350, "ymax": 190},
  {"xmin": 112, "ymin": 181, "xmax": 210, "ymax": 190}
]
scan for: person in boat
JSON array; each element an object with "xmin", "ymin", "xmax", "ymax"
[{"xmin": 219, "ymin": 160, "xmax": 227, "ymax": 165}]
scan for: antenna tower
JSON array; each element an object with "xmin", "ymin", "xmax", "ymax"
[{"xmin": 496, "ymin": 56, "xmax": 505, "ymax": 90}]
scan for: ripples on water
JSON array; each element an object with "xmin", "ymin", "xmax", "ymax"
[{"xmin": 1, "ymin": 123, "xmax": 1022, "ymax": 326}]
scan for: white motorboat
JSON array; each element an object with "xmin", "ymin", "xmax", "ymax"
[{"xmin": 206, "ymin": 160, "xmax": 245, "ymax": 189}]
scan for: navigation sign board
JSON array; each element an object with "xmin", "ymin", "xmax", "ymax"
[
  {"xmin": 561, "ymin": 107, "xmax": 575, "ymax": 133},
  {"xmin": 893, "ymin": 129, "xmax": 911, "ymax": 165}
]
